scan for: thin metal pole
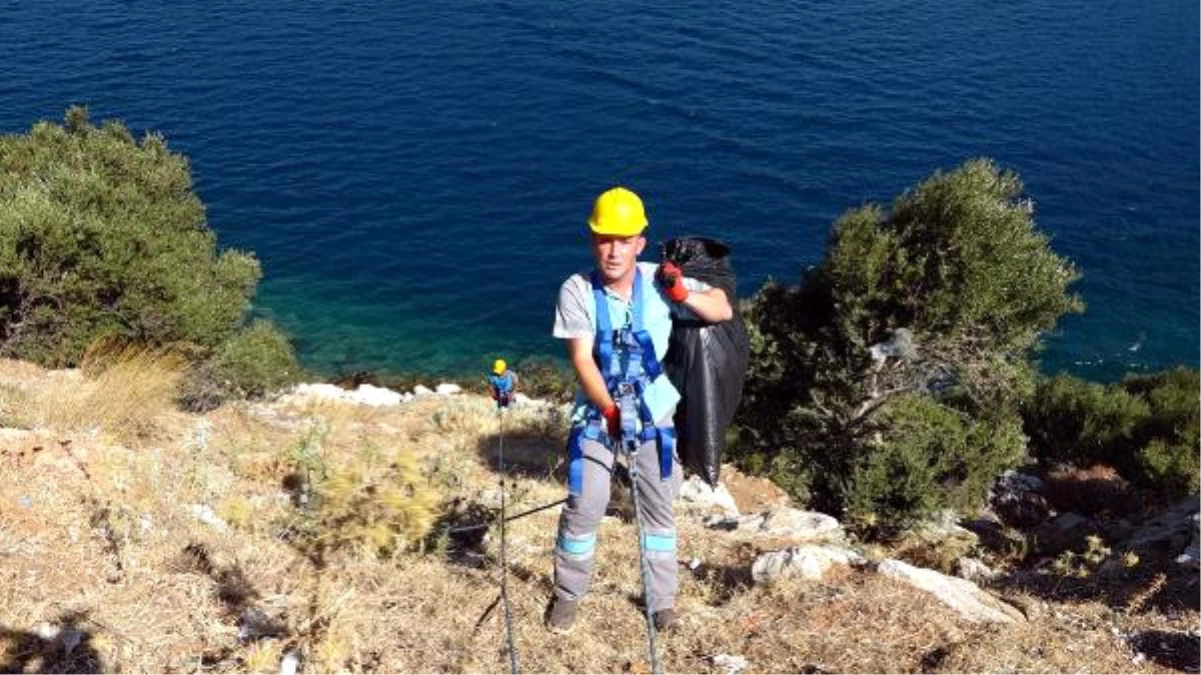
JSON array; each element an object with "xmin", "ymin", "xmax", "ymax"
[{"xmin": 497, "ymin": 407, "xmax": 519, "ymax": 674}]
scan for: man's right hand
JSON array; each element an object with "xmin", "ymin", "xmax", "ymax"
[{"xmin": 601, "ymin": 402, "xmax": 621, "ymax": 439}]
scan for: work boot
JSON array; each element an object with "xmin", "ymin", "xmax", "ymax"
[
  {"xmin": 653, "ymin": 608, "xmax": 677, "ymax": 632},
  {"xmin": 545, "ymin": 597, "xmax": 578, "ymax": 635}
]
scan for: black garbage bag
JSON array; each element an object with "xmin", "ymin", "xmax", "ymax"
[{"xmin": 660, "ymin": 236, "xmax": 750, "ymax": 487}]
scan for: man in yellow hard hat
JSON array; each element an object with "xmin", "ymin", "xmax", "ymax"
[
  {"xmin": 547, "ymin": 186, "xmax": 733, "ymax": 634},
  {"xmin": 487, "ymin": 359, "xmax": 518, "ymax": 409}
]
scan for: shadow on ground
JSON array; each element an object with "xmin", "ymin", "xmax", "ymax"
[
  {"xmin": 0, "ymin": 611, "xmax": 102, "ymax": 674},
  {"xmin": 171, "ymin": 542, "xmax": 292, "ymax": 670},
  {"xmin": 1130, "ymin": 629, "xmax": 1201, "ymax": 673},
  {"xmin": 475, "ymin": 426, "xmax": 565, "ymax": 480}
]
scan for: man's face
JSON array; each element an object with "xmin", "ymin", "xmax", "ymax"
[{"xmin": 591, "ymin": 233, "xmax": 646, "ymax": 283}]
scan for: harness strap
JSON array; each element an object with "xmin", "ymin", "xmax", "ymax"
[
  {"xmin": 567, "ymin": 268, "xmax": 673, "ymax": 496},
  {"xmin": 489, "ymin": 373, "xmax": 514, "ymax": 395},
  {"xmin": 591, "ymin": 271, "xmax": 615, "ymax": 375}
]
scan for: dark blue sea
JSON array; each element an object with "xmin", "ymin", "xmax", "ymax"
[{"xmin": 3, "ymin": 1, "xmax": 1198, "ymax": 380}]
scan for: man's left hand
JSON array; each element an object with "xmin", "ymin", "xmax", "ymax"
[{"xmin": 657, "ymin": 262, "xmax": 689, "ymax": 303}]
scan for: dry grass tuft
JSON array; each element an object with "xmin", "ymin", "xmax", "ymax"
[
  {"xmin": 13, "ymin": 344, "xmax": 184, "ymax": 441},
  {"xmin": 310, "ymin": 441, "xmax": 441, "ymax": 558},
  {"xmin": 1045, "ymin": 463, "xmax": 1142, "ymax": 516}
]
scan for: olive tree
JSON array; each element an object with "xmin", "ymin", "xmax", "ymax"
[{"xmin": 738, "ymin": 159, "xmax": 1083, "ymax": 529}]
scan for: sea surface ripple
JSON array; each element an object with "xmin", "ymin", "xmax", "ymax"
[{"xmin": 2, "ymin": 0, "xmax": 1197, "ymax": 379}]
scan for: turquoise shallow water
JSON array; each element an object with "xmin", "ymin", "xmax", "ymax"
[{"xmin": 2, "ymin": 0, "xmax": 1197, "ymax": 380}]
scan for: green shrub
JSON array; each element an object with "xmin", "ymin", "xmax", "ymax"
[
  {"xmin": 1129, "ymin": 367, "xmax": 1199, "ymax": 498},
  {"xmin": 0, "ymin": 107, "xmax": 260, "ymax": 366},
  {"xmin": 1024, "ymin": 374, "xmax": 1149, "ymax": 466},
  {"xmin": 1025, "ymin": 368, "xmax": 1199, "ymax": 499},
  {"xmin": 181, "ymin": 320, "xmax": 301, "ymax": 411},
  {"xmin": 512, "ymin": 356, "xmax": 576, "ymax": 403},
  {"xmin": 737, "ymin": 159, "xmax": 1082, "ymax": 529},
  {"xmin": 846, "ymin": 396, "xmax": 1026, "ymax": 530},
  {"xmin": 1137, "ymin": 438, "xmax": 1197, "ymax": 498}
]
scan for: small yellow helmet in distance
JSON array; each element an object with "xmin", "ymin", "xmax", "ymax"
[
  {"xmin": 588, "ymin": 186, "xmax": 648, "ymax": 236},
  {"xmin": 493, "ymin": 359, "xmax": 507, "ymax": 375}
]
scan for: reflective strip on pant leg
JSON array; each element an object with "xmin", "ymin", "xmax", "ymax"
[
  {"xmin": 556, "ymin": 531, "xmax": 597, "ymax": 558},
  {"xmin": 641, "ymin": 528, "xmax": 676, "ymax": 562},
  {"xmin": 641, "ymin": 527, "xmax": 678, "ymax": 612}
]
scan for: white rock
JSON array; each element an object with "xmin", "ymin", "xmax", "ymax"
[
  {"xmin": 292, "ymin": 383, "xmax": 345, "ymax": 400},
  {"xmin": 752, "ymin": 545, "xmax": 864, "ymax": 583},
  {"xmin": 189, "ymin": 504, "xmax": 228, "ymax": 532},
  {"xmin": 704, "ymin": 514, "xmax": 751, "ymax": 530},
  {"xmin": 867, "ymin": 328, "xmax": 916, "ymax": 364},
  {"xmin": 279, "ymin": 651, "xmax": 301, "ymax": 675},
  {"xmin": 350, "ymin": 383, "xmax": 403, "ymax": 406},
  {"xmin": 918, "ymin": 509, "xmax": 979, "ymax": 542},
  {"xmin": 876, "ymin": 558, "xmax": 1023, "ymax": 623},
  {"xmin": 1176, "ymin": 532, "xmax": 1199, "ymax": 568},
  {"xmin": 287, "ymin": 382, "xmax": 405, "ymax": 407},
  {"xmin": 435, "ymin": 382, "xmax": 462, "ymax": 396},
  {"xmin": 677, "ymin": 476, "xmax": 739, "ymax": 516},
  {"xmin": 712, "ymin": 653, "xmax": 749, "ymax": 675},
  {"xmin": 412, "ymin": 385, "xmax": 434, "ymax": 397},
  {"xmin": 707, "ymin": 507, "xmax": 842, "ymax": 543},
  {"xmin": 996, "ymin": 470, "xmax": 1046, "ymax": 495},
  {"xmin": 956, "ymin": 556, "xmax": 998, "ymax": 583},
  {"xmin": 758, "ymin": 507, "xmax": 841, "ymax": 539}
]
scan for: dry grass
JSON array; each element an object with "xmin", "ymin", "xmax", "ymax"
[
  {"xmin": 0, "ymin": 361, "xmax": 1197, "ymax": 674},
  {"xmin": 3, "ymin": 346, "xmax": 185, "ymax": 442},
  {"xmin": 1045, "ymin": 463, "xmax": 1144, "ymax": 516}
]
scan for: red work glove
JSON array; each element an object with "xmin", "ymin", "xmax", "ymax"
[
  {"xmin": 657, "ymin": 262, "xmax": 689, "ymax": 303},
  {"xmin": 601, "ymin": 402, "xmax": 621, "ymax": 438}
]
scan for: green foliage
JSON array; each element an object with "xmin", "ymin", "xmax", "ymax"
[
  {"xmin": 511, "ymin": 356, "xmax": 576, "ymax": 403},
  {"xmin": 1052, "ymin": 534, "xmax": 1113, "ymax": 579},
  {"xmin": 0, "ymin": 107, "xmax": 260, "ymax": 366},
  {"xmin": 1024, "ymin": 367, "xmax": 1199, "ymax": 499},
  {"xmin": 212, "ymin": 320, "xmax": 301, "ymax": 396},
  {"xmin": 846, "ymin": 396, "xmax": 1026, "ymax": 529},
  {"xmin": 1136, "ymin": 438, "xmax": 1197, "ymax": 497},
  {"xmin": 180, "ymin": 320, "xmax": 302, "ymax": 411},
  {"xmin": 1126, "ymin": 369, "xmax": 1200, "ymax": 497},
  {"xmin": 1024, "ymin": 374, "xmax": 1149, "ymax": 466},
  {"xmin": 737, "ymin": 159, "xmax": 1082, "ymax": 529}
]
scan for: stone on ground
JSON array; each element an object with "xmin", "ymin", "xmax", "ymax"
[
  {"xmin": 876, "ymin": 558, "xmax": 1024, "ymax": 623},
  {"xmin": 677, "ymin": 475, "xmax": 739, "ymax": 516},
  {"xmin": 752, "ymin": 545, "xmax": 864, "ymax": 583}
]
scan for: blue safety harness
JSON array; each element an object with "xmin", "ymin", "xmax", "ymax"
[
  {"xmin": 566, "ymin": 269, "xmax": 675, "ymax": 496},
  {"xmin": 488, "ymin": 372, "xmax": 515, "ymax": 396}
]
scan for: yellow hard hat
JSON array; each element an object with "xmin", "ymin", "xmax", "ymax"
[
  {"xmin": 588, "ymin": 187, "xmax": 648, "ymax": 236},
  {"xmin": 493, "ymin": 359, "xmax": 506, "ymax": 375}
]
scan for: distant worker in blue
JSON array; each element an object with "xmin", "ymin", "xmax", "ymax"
[
  {"xmin": 488, "ymin": 359, "xmax": 519, "ymax": 409},
  {"xmin": 546, "ymin": 187, "xmax": 733, "ymax": 635}
]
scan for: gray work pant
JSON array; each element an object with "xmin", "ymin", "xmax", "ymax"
[{"xmin": 553, "ymin": 426, "xmax": 683, "ymax": 612}]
